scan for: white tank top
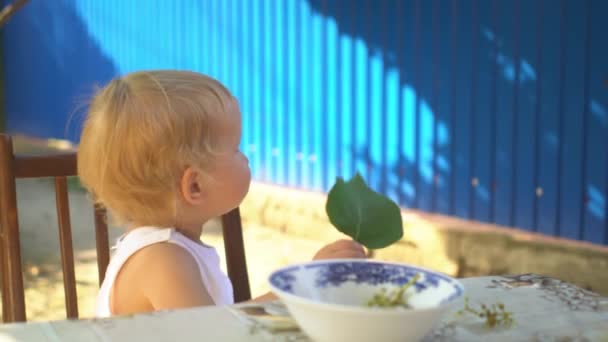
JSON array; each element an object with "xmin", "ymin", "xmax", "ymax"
[{"xmin": 95, "ymin": 227, "xmax": 234, "ymax": 317}]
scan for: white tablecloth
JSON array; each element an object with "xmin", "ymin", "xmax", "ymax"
[{"xmin": 1, "ymin": 274, "xmax": 607, "ymax": 342}]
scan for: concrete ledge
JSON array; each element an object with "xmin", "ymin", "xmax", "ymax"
[{"xmin": 241, "ymin": 182, "xmax": 608, "ymax": 295}]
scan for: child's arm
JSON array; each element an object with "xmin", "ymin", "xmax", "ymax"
[
  {"xmin": 247, "ymin": 239, "xmax": 366, "ymax": 303},
  {"xmin": 249, "ymin": 292, "xmax": 279, "ymax": 303},
  {"xmin": 116, "ymin": 243, "xmax": 216, "ymax": 313},
  {"xmin": 311, "ymin": 239, "xmax": 367, "ymax": 260}
]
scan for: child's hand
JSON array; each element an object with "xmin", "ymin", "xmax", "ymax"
[{"xmin": 313, "ymin": 239, "xmax": 367, "ymax": 260}]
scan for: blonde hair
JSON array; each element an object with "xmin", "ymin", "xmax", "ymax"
[{"xmin": 77, "ymin": 70, "xmax": 235, "ymax": 227}]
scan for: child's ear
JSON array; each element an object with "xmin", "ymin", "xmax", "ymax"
[{"xmin": 180, "ymin": 167, "xmax": 205, "ymax": 205}]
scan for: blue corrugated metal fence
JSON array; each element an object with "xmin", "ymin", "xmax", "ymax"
[{"xmin": 2, "ymin": 0, "xmax": 608, "ymax": 244}]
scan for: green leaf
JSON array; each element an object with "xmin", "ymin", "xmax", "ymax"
[{"xmin": 325, "ymin": 173, "xmax": 403, "ymax": 249}]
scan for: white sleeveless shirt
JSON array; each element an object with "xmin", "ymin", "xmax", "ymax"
[{"xmin": 95, "ymin": 227, "xmax": 234, "ymax": 317}]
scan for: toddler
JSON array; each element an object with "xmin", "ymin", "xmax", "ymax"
[{"xmin": 77, "ymin": 70, "xmax": 366, "ymax": 317}]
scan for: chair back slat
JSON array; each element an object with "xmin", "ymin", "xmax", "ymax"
[
  {"xmin": 0, "ymin": 135, "xmax": 27, "ymax": 322},
  {"xmin": 94, "ymin": 206, "xmax": 110, "ymax": 287},
  {"xmin": 14, "ymin": 154, "xmax": 76, "ymax": 178},
  {"xmin": 1, "ymin": 230, "xmax": 7, "ymax": 320},
  {"xmin": 221, "ymin": 208, "xmax": 251, "ymax": 302},
  {"xmin": 54, "ymin": 177, "xmax": 79, "ymax": 319}
]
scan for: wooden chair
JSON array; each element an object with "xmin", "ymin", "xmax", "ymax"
[{"xmin": 0, "ymin": 134, "xmax": 251, "ymax": 323}]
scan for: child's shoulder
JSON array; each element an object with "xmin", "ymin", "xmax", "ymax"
[
  {"xmin": 119, "ymin": 242, "xmax": 208, "ymax": 296},
  {"xmin": 123, "ymin": 242, "xmax": 200, "ymax": 282},
  {"xmin": 112, "ymin": 227, "xmax": 204, "ymax": 285},
  {"xmin": 113, "ymin": 241, "xmax": 211, "ymax": 313}
]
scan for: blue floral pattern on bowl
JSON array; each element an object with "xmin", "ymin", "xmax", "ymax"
[
  {"xmin": 270, "ymin": 266, "xmax": 299, "ymax": 293},
  {"xmin": 306, "ymin": 262, "xmax": 444, "ymax": 292},
  {"xmin": 269, "ymin": 260, "xmax": 463, "ymax": 305}
]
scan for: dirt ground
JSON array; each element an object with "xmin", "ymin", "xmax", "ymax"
[{"xmin": 2, "ymin": 178, "xmax": 327, "ymax": 322}]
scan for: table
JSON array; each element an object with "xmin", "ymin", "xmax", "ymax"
[{"xmin": 1, "ymin": 274, "xmax": 607, "ymax": 341}]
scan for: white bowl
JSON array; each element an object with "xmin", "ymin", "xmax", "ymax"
[{"xmin": 269, "ymin": 259, "xmax": 464, "ymax": 342}]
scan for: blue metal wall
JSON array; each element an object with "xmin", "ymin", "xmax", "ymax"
[{"xmin": 3, "ymin": 0, "xmax": 608, "ymax": 244}]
